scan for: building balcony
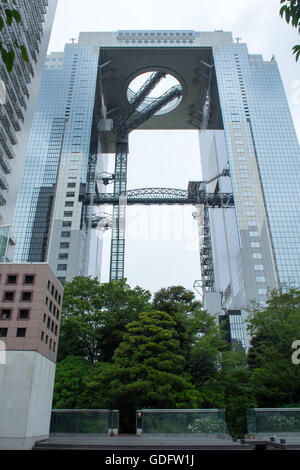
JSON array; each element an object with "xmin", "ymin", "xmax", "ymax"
[
  {"xmin": 0, "ymin": 189, "xmax": 6, "ymax": 206},
  {"xmin": 0, "ymin": 112, "xmax": 18, "ymax": 146},
  {"xmin": 0, "ymin": 129, "xmax": 16, "ymax": 160},
  {"xmin": 0, "ymin": 167, "xmax": 9, "ymax": 190},
  {"xmin": 0, "ymin": 147, "xmax": 12, "ymax": 174}
]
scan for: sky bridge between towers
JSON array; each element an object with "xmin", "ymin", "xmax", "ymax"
[
  {"xmin": 86, "ymin": 185, "xmax": 234, "ymax": 207},
  {"xmin": 96, "ymin": 45, "xmax": 224, "ymax": 153}
]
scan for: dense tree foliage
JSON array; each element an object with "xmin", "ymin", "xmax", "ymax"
[
  {"xmin": 53, "ymin": 279, "xmax": 300, "ymax": 437},
  {"xmin": 152, "ymin": 285, "xmax": 200, "ymax": 314},
  {"xmin": 152, "ymin": 286, "xmax": 224, "ymax": 373},
  {"xmin": 53, "ymin": 356, "xmax": 115, "ymax": 410},
  {"xmin": 247, "ymin": 288, "xmax": 300, "ymax": 407},
  {"xmin": 53, "ymin": 356, "xmax": 89, "ymax": 409},
  {"xmin": 109, "ymin": 310, "xmax": 200, "ymax": 431},
  {"xmin": 58, "ymin": 277, "xmax": 151, "ymax": 363},
  {"xmin": 219, "ymin": 350, "xmax": 257, "ymax": 436}
]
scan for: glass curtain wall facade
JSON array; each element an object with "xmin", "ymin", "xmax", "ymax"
[
  {"xmin": 0, "ymin": 0, "xmax": 57, "ymax": 261},
  {"xmin": 201, "ymin": 42, "xmax": 300, "ymax": 347},
  {"xmin": 12, "ymin": 43, "xmax": 100, "ymax": 281}
]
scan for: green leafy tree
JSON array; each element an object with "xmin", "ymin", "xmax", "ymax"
[
  {"xmin": 58, "ymin": 276, "xmax": 151, "ymax": 363},
  {"xmin": 153, "ymin": 286, "xmax": 226, "ymax": 390},
  {"xmin": 0, "ymin": 1, "xmax": 28, "ymax": 72},
  {"xmin": 247, "ymin": 287, "xmax": 300, "ymax": 407},
  {"xmin": 110, "ymin": 310, "xmax": 201, "ymax": 432},
  {"xmin": 52, "ymin": 356, "xmax": 89, "ymax": 409},
  {"xmin": 52, "ymin": 356, "xmax": 116, "ymax": 410},
  {"xmin": 219, "ymin": 350, "xmax": 257, "ymax": 437},
  {"xmin": 153, "ymin": 285, "xmax": 206, "ymax": 360},
  {"xmin": 80, "ymin": 361, "xmax": 116, "ymax": 409},
  {"xmin": 187, "ymin": 309, "xmax": 225, "ymax": 387},
  {"xmin": 152, "ymin": 285, "xmax": 200, "ymax": 314},
  {"xmin": 280, "ymin": 0, "xmax": 300, "ymax": 61}
]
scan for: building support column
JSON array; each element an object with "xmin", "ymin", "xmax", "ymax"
[{"xmin": 109, "ymin": 140, "xmax": 128, "ymax": 281}]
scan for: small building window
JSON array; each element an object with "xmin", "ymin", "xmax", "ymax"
[
  {"xmin": 16, "ymin": 328, "xmax": 26, "ymax": 337},
  {"xmin": 6, "ymin": 274, "xmax": 18, "ymax": 285},
  {"xmin": 18, "ymin": 309, "xmax": 30, "ymax": 320},
  {"xmin": 0, "ymin": 328, "xmax": 8, "ymax": 337},
  {"xmin": 251, "ymin": 242, "xmax": 260, "ymax": 248},
  {"xmin": 23, "ymin": 274, "xmax": 35, "ymax": 285},
  {"xmin": 254, "ymin": 264, "xmax": 264, "ymax": 271},
  {"xmin": 3, "ymin": 291, "xmax": 15, "ymax": 302},
  {"xmin": 1, "ymin": 309, "xmax": 11, "ymax": 320},
  {"xmin": 258, "ymin": 288, "xmax": 267, "ymax": 295},
  {"xmin": 57, "ymin": 264, "xmax": 67, "ymax": 271},
  {"xmin": 60, "ymin": 242, "xmax": 70, "ymax": 249},
  {"xmin": 21, "ymin": 291, "xmax": 32, "ymax": 302}
]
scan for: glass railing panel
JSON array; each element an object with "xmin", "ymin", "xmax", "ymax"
[
  {"xmin": 137, "ymin": 409, "xmax": 227, "ymax": 436},
  {"xmin": 247, "ymin": 408, "xmax": 300, "ymax": 436},
  {"xmin": 50, "ymin": 409, "xmax": 119, "ymax": 435}
]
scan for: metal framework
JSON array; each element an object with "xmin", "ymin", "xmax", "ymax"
[
  {"xmin": 92, "ymin": 69, "xmax": 233, "ymax": 283},
  {"xmin": 91, "ymin": 187, "xmax": 234, "ymax": 207},
  {"xmin": 114, "ymin": 84, "xmax": 182, "ymax": 139},
  {"xmin": 193, "ymin": 204, "xmax": 215, "ymax": 292},
  {"xmin": 113, "ymin": 71, "xmax": 166, "ymax": 131},
  {"xmin": 89, "ymin": 181, "xmax": 234, "ymax": 284},
  {"xmin": 80, "ymin": 153, "xmax": 97, "ymax": 276},
  {"xmin": 109, "ymin": 142, "xmax": 128, "ymax": 281},
  {"xmin": 106, "ymin": 76, "xmax": 185, "ymax": 280}
]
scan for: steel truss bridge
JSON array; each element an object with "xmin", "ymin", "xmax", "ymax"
[{"xmin": 87, "ymin": 187, "xmax": 234, "ymax": 207}]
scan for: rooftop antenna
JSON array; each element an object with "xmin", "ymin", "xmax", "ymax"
[
  {"xmin": 70, "ymin": 38, "xmax": 77, "ymax": 44},
  {"xmin": 235, "ymin": 37, "xmax": 241, "ymax": 43}
]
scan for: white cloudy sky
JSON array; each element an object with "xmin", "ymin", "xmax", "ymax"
[{"xmin": 48, "ymin": 0, "xmax": 300, "ymax": 296}]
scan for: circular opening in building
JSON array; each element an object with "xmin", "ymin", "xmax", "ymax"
[{"xmin": 127, "ymin": 71, "xmax": 182, "ymax": 116}]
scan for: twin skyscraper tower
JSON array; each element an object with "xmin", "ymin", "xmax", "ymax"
[{"xmin": 9, "ymin": 30, "xmax": 300, "ymax": 349}]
